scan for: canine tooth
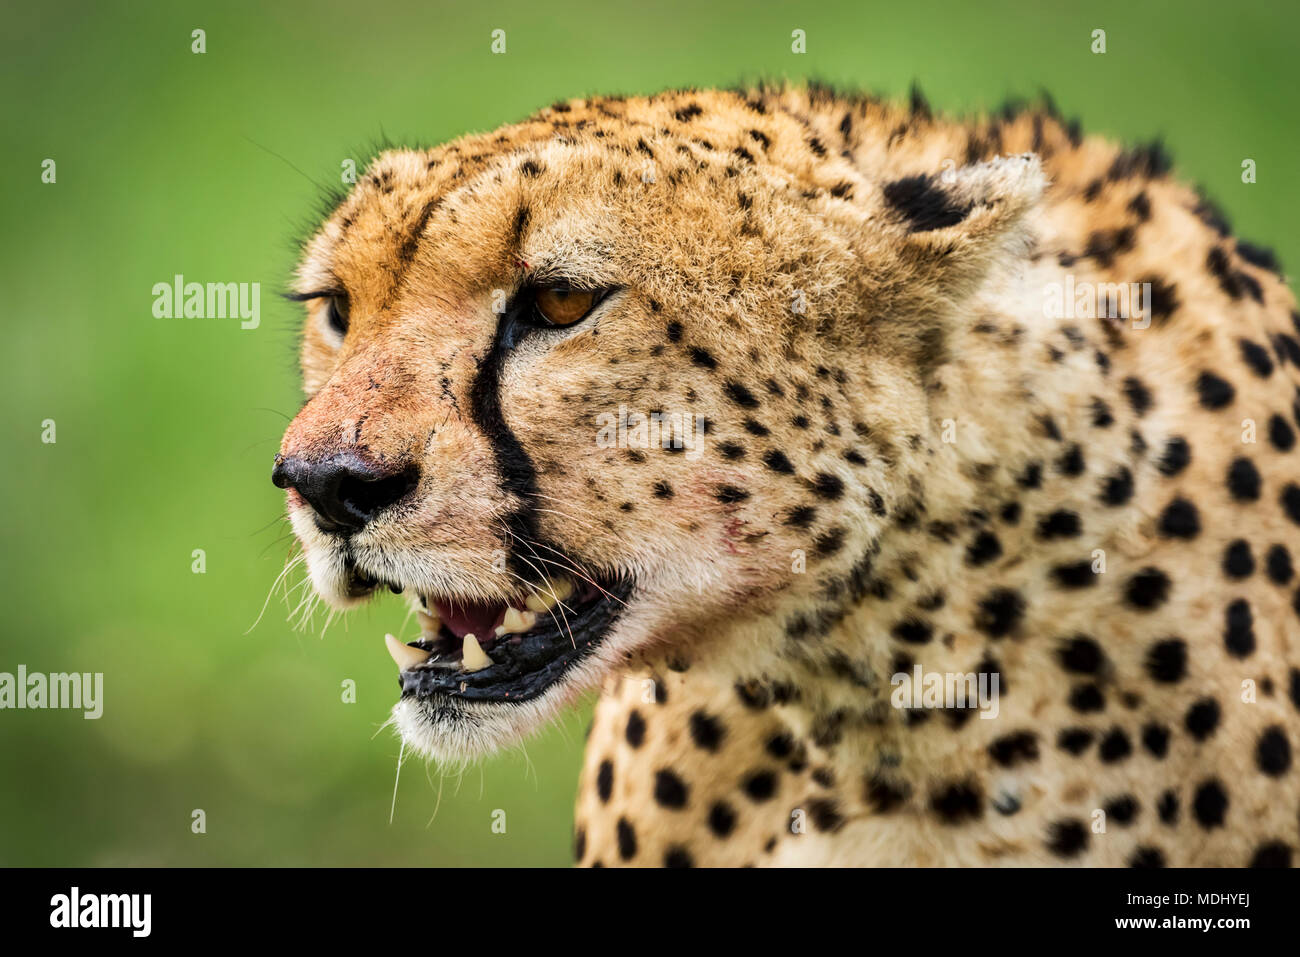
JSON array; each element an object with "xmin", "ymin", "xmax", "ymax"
[
  {"xmin": 495, "ymin": 607, "xmax": 537, "ymax": 637},
  {"xmin": 525, "ymin": 577, "xmax": 573, "ymax": 614},
  {"xmin": 461, "ymin": 633, "xmax": 494, "ymax": 672},
  {"xmin": 417, "ymin": 610, "xmax": 441, "ymax": 638},
  {"xmin": 384, "ymin": 633, "xmax": 431, "ymax": 672}
]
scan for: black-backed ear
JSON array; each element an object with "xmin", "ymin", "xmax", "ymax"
[{"xmin": 868, "ymin": 153, "xmax": 1047, "ymax": 369}]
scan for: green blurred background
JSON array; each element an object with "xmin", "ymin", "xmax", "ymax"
[{"xmin": 1, "ymin": 0, "xmax": 1295, "ymax": 866}]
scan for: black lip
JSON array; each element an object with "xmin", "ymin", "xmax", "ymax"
[{"xmin": 398, "ymin": 576, "xmax": 635, "ymax": 703}]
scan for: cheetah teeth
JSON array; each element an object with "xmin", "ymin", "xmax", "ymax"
[
  {"xmin": 461, "ymin": 633, "xmax": 494, "ymax": 672},
  {"xmin": 525, "ymin": 577, "xmax": 573, "ymax": 614},
  {"xmin": 417, "ymin": 610, "xmax": 440, "ymax": 639},
  {"xmin": 385, "ymin": 633, "xmax": 431, "ymax": 671},
  {"xmin": 495, "ymin": 607, "xmax": 537, "ymax": 637}
]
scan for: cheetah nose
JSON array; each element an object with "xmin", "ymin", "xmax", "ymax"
[{"xmin": 272, "ymin": 452, "xmax": 419, "ymax": 534}]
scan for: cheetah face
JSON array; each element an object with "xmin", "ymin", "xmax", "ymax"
[{"xmin": 274, "ymin": 99, "xmax": 1045, "ymax": 759}]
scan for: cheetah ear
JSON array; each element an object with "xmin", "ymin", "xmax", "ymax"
[{"xmin": 871, "ymin": 153, "xmax": 1046, "ymax": 366}]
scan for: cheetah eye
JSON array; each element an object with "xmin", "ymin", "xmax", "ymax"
[
  {"xmin": 531, "ymin": 286, "xmax": 597, "ymax": 327},
  {"xmin": 324, "ymin": 294, "xmax": 350, "ymax": 336}
]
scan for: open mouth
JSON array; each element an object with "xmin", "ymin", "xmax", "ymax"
[{"xmin": 366, "ymin": 571, "xmax": 635, "ymax": 703}]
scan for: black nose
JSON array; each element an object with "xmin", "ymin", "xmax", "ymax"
[{"xmin": 272, "ymin": 454, "xmax": 419, "ymax": 533}]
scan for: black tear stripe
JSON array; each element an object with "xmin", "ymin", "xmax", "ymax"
[
  {"xmin": 468, "ymin": 316, "xmax": 548, "ymax": 580},
  {"xmin": 882, "ymin": 174, "xmax": 972, "ymax": 233}
]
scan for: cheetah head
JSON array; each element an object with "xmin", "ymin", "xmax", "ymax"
[{"xmin": 274, "ymin": 91, "xmax": 1045, "ymax": 760}]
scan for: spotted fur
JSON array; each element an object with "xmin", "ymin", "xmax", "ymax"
[{"xmin": 281, "ymin": 85, "xmax": 1300, "ymax": 867}]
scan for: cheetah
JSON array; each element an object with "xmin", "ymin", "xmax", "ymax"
[{"xmin": 274, "ymin": 84, "xmax": 1300, "ymax": 867}]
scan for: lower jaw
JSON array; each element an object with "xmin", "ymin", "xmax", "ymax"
[{"xmin": 398, "ymin": 576, "xmax": 635, "ymax": 704}]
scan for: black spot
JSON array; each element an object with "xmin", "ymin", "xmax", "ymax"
[
  {"xmin": 1256, "ymin": 725, "xmax": 1292, "ymax": 776},
  {"xmin": 1058, "ymin": 728, "xmax": 1093, "ymax": 755},
  {"xmin": 929, "ymin": 781, "xmax": 983, "ymax": 823},
  {"xmin": 1056, "ymin": 444, "xmax": 1086, "ymax": 476},
  {"xmin": 1224, "ymin": 599, "xmax": 1255, "ymax": 658},
  {"xmin": 1108, "ymin": 140, "xmax": 1171, "ymax": 180},
  {"xmin": 1207, "ymin": 246, "xmax": 1264, "ymax": 302},
  {"xmin": 663, "ymin": 846, "xmax": 694, "ymax": 868},
  {"xmin": 1052, "ymin": 561, "xmax": 1097, "ymax": 589},
  {"xmin": 1098, "ymin": 727, "xmax": 1132, "ymax": 762},
  {"xmin": 965, "ymin": 531, "xmax": 1003, "ymax": 566},
  {"xmin": 974, "ymin": 588, "xmax": 1025, "ymax": 638},
  {"xmin": 808, "ymin": 798, "xmax": 845, "ymax": 833},
  {"xmin": 1227, "ymin": 458, "xmax": 1261, "ymax": 502},
  {"xmin": 1122, "ymin": 377, "xmax": 1153, "ymax": 416},
  {"xmin": 1223, "ymin": 539, "xmax": 1255, "ymax": 579},
  {"xmin": 1157, "ymin": 790, "xmax": 1179, "ymax": 825},
  {"xmin": 654, "ymin": 769, "xmax": 689, "ymax": 809},
  {"xmin": 813, "ymin": 526, "xmax": 846, "ymax": 558},
  {"xmin": 689, "ymin": 347, "xmax": 717, "ymax": 369},
  {"xmin": 1069, "ymin": 684, "xmax": 1105, "ymax": 713},
  {"xmin": 1017, "ymin": 461, "xmax": 1044, "ymax": 489},
  {"xmin": 652, "ymin": 481, "xmax": 673, "ymax": 499},
  {"xmin": 616, "ymin": 817, "xmax": 637, "ymax": 859},
  {"xmin": 742, "ymin": 770, "xmax": 778, "ymax": 802},
  {"xmin": 762, "ymin": 449, "xmax": 795, "ymax": 474},
  {"xmin": 708, "ymin": 801, "xmax": 736, "ymax": 837},
  {"xmin": 891, "ymin": 617, "xmax": 933, "ymax": 644},
  {"xmin": 723, "ymin": 381, "xmax": 760, "ymax": 408},
  {"xmin": 1145, "ymin": 638, "xmax": 1187, "ymax": 682},
  {"xmin": 989, "ymin": 731, "xmax": 1039, "ymax": 767},
  {"xmin": 1156, "ymin": 437, "xmax": 1191, "ymax": 477},
  {"xmin": 1045, "ymin": 819, "xmax": 1089, "ymax": 858},
  {"xmin": 783, "ymin": 505, "xmax": 816, "ymax": 528},
  {"xmin": 1058, "ymin": 635, "xmax": 1104, "ymax": 674},
  {"xmin": 1129, "ymin": 847, "xmax": 1166, "ymax": 868},
  {"xmin": 665, "ymin": 321, "xmax": 683, "ymax": 342},
  {"xmin": 625, "ymin": 710, "xmax": 645, "ymax": 747},
  {"xmin": 673, "ymin": 103, "xmax": 703, "ymax": 122},
  {"xmin": 1283, "ymin": 483, "xmax": 1300, "ymax": 525},
  {"xmin": 865, "ymin": 774, "xmax": 910, "ymax": 813},
  {"xmin": 1192, "ymin": 780, "xmax": 1228, "ymax": 828},
  {"xmin": 1236, "ymin": 240, "xmax": 1280, "ymax": 271},
  {"xmin": 1125, "ymin": 567, "xmax": 1171, "ymax": 610},
  {"xmin": 573, "ymin": 826, "xmax": 586, "ymax": 861},
  {"xmin": 1090, "ymin": 397, "xmax": 1114, "ymax": 428},
  {"xmin": 715, "ymin": 485, "xmax": 750, "ymax": 504},
  {"xmin": 1101, "ymin": 466, "xmax": 1135, "ymax": 506},
  {"xmin": 1105, "ymin": 795, "xmax": 1138, "ymax": 825},
  {"xmin": 1270, "ymin": 414, "xmax": 1297, "ymax": 452},
  {"xmin": 1250, "ymin": 842, "xmax": 1293, "ymax": 868},
  {"xmin": 1196, "ymin": 371, "xmax": 1236, "ymax": 410},
  {"xmin": 596, "ymin": 760, "xmax": 613, "ymax": 802},
  {"xmin": 717, "ymin": 440, "xmax": 746, "ymax": 460},
  {"xmin": 882, "ymin": 174, "xmax": 972, "ymax": 233},
  {"xmin": 1267, "ymin": 545, "xmax": 1294, "ymax": 585},
  {"xmin": 1143, "ymin": 723, "xmax": 1170, "ymax": 758},
  {"xmin": 688, "ymin": 711, "xmax": 725, "ymax": 752},
  {"xmin": 1037, "ymin": 509, "xmax": 1082, "ymax": 540},
  {"xmin": 809, "ymin": 472, "xmax": 844, "ymax": 500},
  {"xmin": 1240, "ymin": 339, "xmax": 1275, "ymax": 378},
  {"xmin": 764, "ymin": 733, "xmax": 794, "ymax": 759},
  {"xmin": 1158, "ymin": 498, "xmax": 1200, "ymax": 539},
  {"xmin": 1184, "ymin": 699, "xmax": 1221, "ymax": 741}
]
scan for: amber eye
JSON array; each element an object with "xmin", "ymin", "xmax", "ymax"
[{"xmin": 533, "ymin": 286, "xmax": 596, "ymax": 327}]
